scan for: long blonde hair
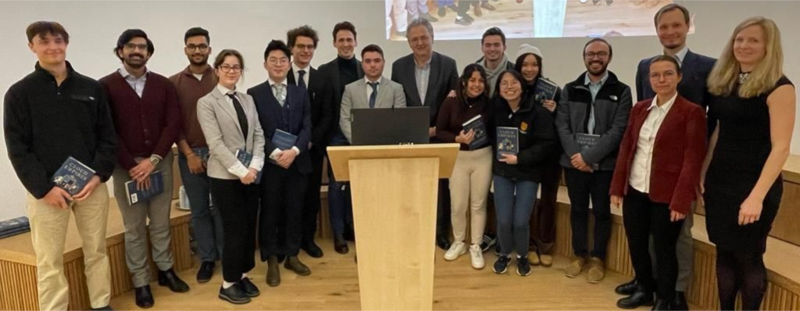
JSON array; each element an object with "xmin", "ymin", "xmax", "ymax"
[{"xmin": 707, "ymin": 17, "xmax": 784, "ymax": 98}]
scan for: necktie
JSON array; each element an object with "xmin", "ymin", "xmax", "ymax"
[
  {"xmin": 272, "ymin": 83, "xmax": 286, "ymax": 106},
  {"xmin": 227, "ymin": 93, "xmax": 248, "ymax": 139},
  {"xmin": 368, "ymin": 81, "xmax": 379, "ymax": 108},
  {"xmin": 297, "ymin": 70, "xmax": 307, "ymax": 90}
]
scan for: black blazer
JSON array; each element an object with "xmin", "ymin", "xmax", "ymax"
[
  {"xmin": 287, "ymin": 66, "xmax": 334, "ymax": 150},
  {"xmin": 247, "ymin": 81, "xmax": 312, "ymax": 174},
  {"xmin": 391, "ymin": 52, "xmax": 459, "ymax": 127},
  {"xmin": 635, "ymin": 50, "xmax": 716, "ymax": 107},
  {"xmin": 317, "ymin": 57, "xmax": 364, "ymax": 143}
]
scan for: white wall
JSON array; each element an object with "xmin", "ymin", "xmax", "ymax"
[{"xmin": 1, "ymin": 1, "xmax": 799, "ymax": 220}]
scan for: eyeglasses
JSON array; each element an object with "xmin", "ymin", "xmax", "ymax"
[
  {"xmin": 267, "ymin": 57, "xmax": 289, "ymax": 66},
  {"xmin": 124, "ymin": 43, "xmax": 148, "ymax": 51},
  {"xmin": 584, "ymin": 51, "xmax": 609, "ymax": 59},
  {"xmin": 186, "ymin": 44, "xmax": 209, "ymax": 52},
  {"xmin": 293, "ymin": 44, "xmax": 315, "ymax": 51},
  {"xmin": 218, "ymin": 65, "xmax": 242, "ymax": 73}
]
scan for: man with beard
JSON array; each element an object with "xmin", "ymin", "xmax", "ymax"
[
  {"xmin": 615, "ymin": 4, "xmax": 716, "ymax": 309},
  {"xmin": 555, "ymin": 38, "xmax": 632, "ymax": 284},
  {"xmin": 169, "ymin": 27, "xmax": 222, "ymax": 284},
  {"xmin": 100, "ymin": 29, "xmax": 188, "ymax": 308},
  {"xmin": 476, "ymin": 27, "xmax": 513, "ymax": 97}
]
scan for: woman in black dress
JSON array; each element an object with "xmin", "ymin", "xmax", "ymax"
[{"xmin": 702, "ymin": 16, "xmax": 796, "ymax": 310}]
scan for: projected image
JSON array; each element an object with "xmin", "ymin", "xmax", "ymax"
[{"xmin": 386, "ymin": 0, "xmax": 692, "ymax": 40}]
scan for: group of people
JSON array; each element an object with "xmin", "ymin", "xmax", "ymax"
[{"xmin": 4, "ymin": 3, "xmax": 795, "ymax": 311}]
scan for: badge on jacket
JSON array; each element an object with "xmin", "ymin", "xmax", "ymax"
[{"xmin": 520, "ymin": 122, "xmax": 529, "ymax": 132}]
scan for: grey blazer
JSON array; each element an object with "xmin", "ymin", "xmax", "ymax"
[
  {"xmin": 339, "ymin": 77, "xmax": 407, "ymax": 143},
  {"xmin": 197, "ymin": 87, "xmax": 265, "ymax": 180}
]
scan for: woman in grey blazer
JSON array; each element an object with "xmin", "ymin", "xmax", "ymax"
[{"xmin": 197, "ymin": 49, "xmax": 265, "ymax": 305}]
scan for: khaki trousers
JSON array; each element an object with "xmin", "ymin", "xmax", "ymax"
[{"xmin": 449, "ymin": 147, "xmax": 493, "ymax": 245}]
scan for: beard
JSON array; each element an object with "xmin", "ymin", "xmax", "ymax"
[
  {"xmin": 586, "ymin": 61, "xmax": 608, "ymax": 76},
  {"xmin": 189, "ymin": 54, "xmax": 209, "ymax": 66},
  {"xmin": 124, "ymin": 54, "xmax": 147, "ymax": 69}
]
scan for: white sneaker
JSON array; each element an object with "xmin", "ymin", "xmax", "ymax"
[
  {"xmin": 470, "ymin": 244, "xmax": 485, "ymax": 269},
  {"xmin": 444, "ymin": 242, "xmax": 467, "ymax": 261}
]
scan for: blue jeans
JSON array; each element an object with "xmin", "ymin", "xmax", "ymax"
[
  {"xmin": 179, "ymin": 150, "xmax": 224, "ymax": 263},
  {"xmin": 328, "ymin": 132, "xmax": 353, "ymax": 239},
  {"xmin": 493, "ymin": 174, "xmax": 538, "ymax": 257}
]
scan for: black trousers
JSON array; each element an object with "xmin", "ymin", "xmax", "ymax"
[
  {"xmin": 437, "ymin": 179, "xmax": 451, "ymax": 240},
  {"xmin": 259, "ymin": 164, "xmax": 309, "ymax": 259},
  {"xmin": 623, "ymin": 186, "xmax": 684, "ymax": 301},
  {"xmin": 530, "ymin": 163, "xmax": 561, "ymax": 253},
  {"xmin": 564, "ymin": 168, "xmax": 613, "ymax": 259},
  {"xmin": 300, "ymin": 148, "xmax": 325, "ymax": 245},
  {"xmin": 210, "ymin": 178, "xmax": 259, "ymax": 283}
]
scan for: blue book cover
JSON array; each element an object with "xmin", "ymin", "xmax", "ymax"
[
  {"xmin": 52, "ymin": 157, "xmax": 96, "ymax": 196},
  {"xmin": 124, "ymin": 171, "xmax": 164, "ymax": 205},
  {"xmin": 0, "ymin": 216, "xmax": 30, "ymax": 234},
  {"xmin": 0, "ymin": 227, "xmax": 31, "ymax": 239},
  {"xmin": 236, "ymin": 149, "xmax": 264, "ymax": 184},
  {"xmin": 534, "ymin": 78, "xmax": 558, "ymax": 102},
  {"xmin": 273, "ymin": 129, "xmax": 298, "ymax": 150},
  {"xmin": 462, "ymin": 115, "xmax": 489, "ymax": 150},
  {"xmin": 496, "ymin": 127, "xmax": 519, "ymax": 160},
  {"xmin": 192, "ymin": 148, "xmax": 210, "ymax": 163}
]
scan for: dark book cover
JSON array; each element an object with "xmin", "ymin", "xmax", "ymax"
[
  {"xmin": 193, "ymin": 148, "xmax": 210, "ymax": 163},
  {"xmin": 0, "ymin": 227, "xmax": 31, "ymax": 239},
  {"xmin": 273, "ymin": 129, "xmax": 298, "ymax": 151},
  {"xmin": 124, "ymin": 171, "xmax": 165, "ymax": 205},
  {"xmin": 0, "ymin": 216, "xmax": 30, "ymax": 235},
  {"xmin": 534, "ymin": 78, "xmax": 558, "ymax": 102},
  {"xmin": 576, "ymin": 133, "xmax": 601, "ymax": 150},
  {"xmin": 462, "ymin": 115, "xmax": 489, "ymax": 150},
  {"xmin": 52, "ymin": 157, "xmax": 96, "ymax": 196},
  {"xmin": 496, "ymin": 126, "xmax": 519, "ymax": 160},
  {"xmin": 236, "ymin": 149, "xmax": 264, "ymax": 184}
]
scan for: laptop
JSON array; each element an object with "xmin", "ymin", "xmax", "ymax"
[{"xmin": 351, "ymin": 107, "xmax": 430, "ymax": 146}]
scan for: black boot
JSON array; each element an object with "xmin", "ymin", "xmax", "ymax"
[
  {"xmin": 157, "ymin": 269, "xmax": 190, "ymax": 293},
  {"xmin": 617, "ymin": 284, "xmax": 654, "ymax": 309},
  {"xmin": 134, "ymin": 285, "xmax": 154, "ymax": 309},
  {"xmin": 615, "ymin": 278, "xmax": 638, "ymax": 295}
]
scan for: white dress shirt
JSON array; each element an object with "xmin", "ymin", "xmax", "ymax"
[
  {"xmin": 118, "ymin": 67, "xmax": 149, "ymax": 98},
  {"xmin": 216, "ymin": 84, "xmax": 264, "ymax": 178},
  {"xmin": 414, "ymin": 56, "xmax": 431, "ymax": 105},
  {"xmin": 629, "ymin": 93, "xmax": 678, "ymax": 193},
  {"xmin": 291, "ymin": 62, "xmax": 310, "ymax": 87},
  {"xmin": 669, "ymin": 46, "xmax": 689, "ymax": 66},
  {"xmin": 365, "ymin": 76, "xmax": 381, "ymax": 102}
]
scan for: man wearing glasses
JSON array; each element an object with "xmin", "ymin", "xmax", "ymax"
[
  {"xmin": 169, "ymin": 27, "xmax": 223, "ymax": 284},
  {"xmin": 248, "ymin": 40, "xmax": 314, "ymax": 287},
  {"xmin": 99, "ymin": 29, "xmax": 189, "ymax": 308},
  {"xmin": 555, "ymin": 38, "xmax": 632, "ymax": 284}
]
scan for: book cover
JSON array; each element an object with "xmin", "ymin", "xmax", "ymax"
[
  {"xmin": 576, "ymin": 133, "xmax": 601, "ymax": 150},
  {"xmin": 496, "ymin": 126, "xmax": 519, "ymax": 160},
  {"xmin": 462, "ymin": 115, "xmax": 489, "ymax": 150},
  {"xmin": 52, "ymin": 157, "xmax": 96, "ymax": 196},
  {"xmin": 192, "ymin": 148, "xmax": 210, "ymax": 163},
  {"xmin": 124, "ymin": 171, "xmax": 165, "ymax": 205},
  {"xmin": 273, "ymin": 129, "xmax": 298, "ymax": 151},
  {"xmin": 236, "ymin": 149, "xmax": 264, "ymax": 184},
  {"xmin": 0, "ymin": 227, "xmax": 30, "ymax": 239},
  {"xmin": 0, "ymin": 216, "xmax": 30, "ymax": 235},
  {"xmin": 534, "ymin": 78, "xmax": 558, "ymax": 102}
]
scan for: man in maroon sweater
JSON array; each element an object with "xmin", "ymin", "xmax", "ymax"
[{"xmin": 99, "ymin": 29, "xmax": 188, "ymax": 309}]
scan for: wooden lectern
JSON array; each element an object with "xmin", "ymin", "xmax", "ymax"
[{"xmin": 327, "ymin": 144, "xmax": 460, "ymax": 310}]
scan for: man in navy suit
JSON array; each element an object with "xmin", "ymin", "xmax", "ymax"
[
  {"xmin": 285, "ymin": 25, "xmax": 333, "ymax": 259},
  {"xmin": 248, "ymin": 40, "xmax": 313, "ymax": 287},
  {"xmin": 617, "ymin": 4, "xmax": 716, "ymax": 310}
]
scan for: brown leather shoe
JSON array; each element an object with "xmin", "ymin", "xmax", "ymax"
[
  {"xmin": 284, "ymin": 256, "xmax": 311, "ymax": 276},
  {"xmin": 266, "ymin": 255, "xmax": 280, "ymax": 287}
]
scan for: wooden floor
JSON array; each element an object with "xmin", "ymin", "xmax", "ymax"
[{"xmin": 110, "ymin": 240, "xmax": 640, "ymax": 310}]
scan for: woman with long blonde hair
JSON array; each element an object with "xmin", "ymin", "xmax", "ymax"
[{"xmin": 701, "ymin": 16, "xmax": 796, "ymax": 310}]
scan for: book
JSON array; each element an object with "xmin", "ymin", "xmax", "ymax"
[
  {"xmin": 52, "ymin": 157, "xmax": 96, "ymax": 196},
  {"xmin": 124, "ymin": 171, "xmax": 165, "ymax": 205},
  {"xmin": 461, "ymin": 115, "xmax": 489, "ymax": 150},
  {"xmin": 192, "ymin": 148, "xmax": 210, "ymax": 163},
  {"xmin": 496, "ymin": 127, "xmax": 519, "ymax": 161},
  {"xmin": 273, "ymin": 129, "xmax": 298, "ymax": 151},
  {"xmin": 0, "ymin": 216, "xmax": 30, "ymax": 239},
  {"xmin": 575, "ymin": 133, "xmax": 601, "ymax": 170},
  {"xmin": 236, "ymin": 149, "xmax": 264, "ymax": 184},
  {"xmin": 534, "ymin": 78, "xmax": 558, "ymax": 102}
]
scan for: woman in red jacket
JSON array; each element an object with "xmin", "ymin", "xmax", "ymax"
[{"xmin": 609, "ymin": 55, "xmax": 707, "ymax": 310}]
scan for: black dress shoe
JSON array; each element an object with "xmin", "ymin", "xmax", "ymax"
[
  {"xmin": 196, "ymin": 261, "xmax": 215, "ymax": 283},
  {"xmin": 652, "ymin": 299, "xmax": 670, "ymax": 311},
  {"xmin": 239, "ymin": 277, "xmax": 260, "ymax": 297},
  {"xmin": 302, "ymin": 241, "xmax": 324, "ymax": 258},
  {"xmin": 134, "ymin": 285, "xmax": 154, "ymax": 309},
  {"xmin": 615, "ymin": 278, "xmax": 638, "ymax": 295},
  {"xmin": 672, "ymin": 291, "xmax": 689, "ymax": 311},
  {"xmin": 285, "ymin": 256, "xmax": 311, "ymax": 276},
  {"xmin": 334, "ymin": 236, "xmax": 349, "ymax": 254},
  {"xmin": 158, "ymin": 268, "xmax": 190, "ymax": 293},
  {"xmin": 436, "ymin": 236, "xmax": 451, "ymax": 251},
  {"xmin": 617, "ymin": 286, "xmax": 654, "ymax": 309},
  {"xmin": 218, "ymin": 284, "xmax": 250, "ymax": 305},
  {"xmin": 266, "ymin": 255, "xmax": 281, "ymax": 287}
]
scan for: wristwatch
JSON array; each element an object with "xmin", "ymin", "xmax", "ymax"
[{"xmin": 149, "ymin": 155, "xmax": 162, "ymax": 166}]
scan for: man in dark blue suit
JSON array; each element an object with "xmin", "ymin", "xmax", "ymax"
[
  {"xmin": 248, "ymin": 40, "xmax": 313, "ymax": 287},
  {"xmin": 617, "ymin": 4, "xmax": 716, "ymax": 310}
]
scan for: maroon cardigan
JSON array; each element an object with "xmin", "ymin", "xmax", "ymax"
[
  {"xmin": 99, "ymin": 71, "xmax": 181, "ymax": 170},
  {"xmin": 609, "ymin": 95, "xmax": 707, "ymax": 214}
]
